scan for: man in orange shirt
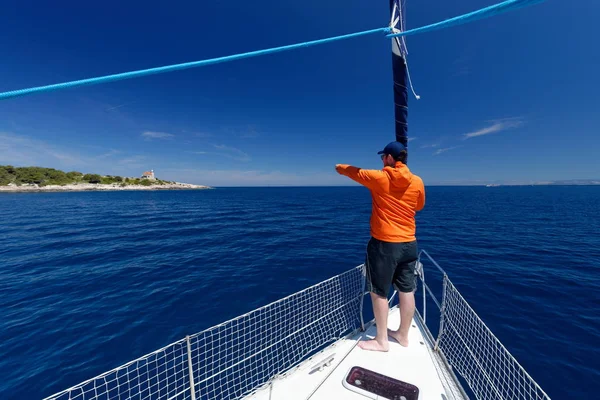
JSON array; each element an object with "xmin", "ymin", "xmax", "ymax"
[{"xmin": 336, "ymin": 141, "xmax": 425, "ymax": 352}]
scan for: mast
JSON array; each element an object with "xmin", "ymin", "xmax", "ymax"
[{"xmin": 389, "ymin": 0, "xmax": 409, "ymax": 148}]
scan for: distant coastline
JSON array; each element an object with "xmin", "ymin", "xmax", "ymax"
[
  {"xmin": 424, "ymin": 179, "xmax": 600, "ymax": 187},
  {"xmin": 0, "ymin": 165, "xmax": 210, "ymax": 192},
  {"xmin": 483, "ymin": 179, "xmax": 600, "ymax": 187},
  {"xmin": 0, "ymin": 182, "xmax": 210, "ymax": 192}
]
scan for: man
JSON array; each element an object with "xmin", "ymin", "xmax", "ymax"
[{"xmin": 335, "ymin": 141, "xmax": 425, "ymax": 352}]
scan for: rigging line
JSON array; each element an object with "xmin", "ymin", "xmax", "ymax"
[
  {"xmin": 387, "ymin": 0, "xmax": 546, "ymax": 38},
  {"xmin": 0, "ymin": 27, "xmax": 388, "ymax": 101},
  {"xmin": 0, "ymin": 0, "xmax": 546, "ymax": 101}
]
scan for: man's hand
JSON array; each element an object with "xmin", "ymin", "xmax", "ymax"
[{"xmin": 335, "ymin": 164, "xmax": 345, "ymax": 175}]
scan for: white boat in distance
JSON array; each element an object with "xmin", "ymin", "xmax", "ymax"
[{"xmin": 44, "ymin": 250, "xmax": 550, "ymax": 400}]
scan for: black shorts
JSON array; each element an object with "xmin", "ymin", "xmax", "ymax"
[{"xmin": 365, "ymin": 237, "xmax": 418, "ymax": 296}]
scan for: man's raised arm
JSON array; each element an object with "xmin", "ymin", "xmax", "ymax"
[{"xmin": 335, "ymin": 164, "xmax": 386, "ymax": 191}]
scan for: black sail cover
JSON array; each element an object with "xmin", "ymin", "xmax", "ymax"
[{"xmin": 389, "ymin": 0, "xmax": 409, "ymax": 148}]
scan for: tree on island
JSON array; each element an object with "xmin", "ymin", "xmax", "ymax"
[
  {"xmin": 83, "ymin": 174, "xmax": 102, "ymax": 184},
  {"xmin": 66, "ymin": 171, "xmax": 83, "ymax": 181}
]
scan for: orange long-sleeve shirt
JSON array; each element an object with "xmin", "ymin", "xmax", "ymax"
[{"xmin": 337, "ymin": 162, "xmax": 425, "ymax": 243}]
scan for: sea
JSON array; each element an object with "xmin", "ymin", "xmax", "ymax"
[{"xmin": 1, "ymin": 186, "xmax": 599, "ymax": 399}]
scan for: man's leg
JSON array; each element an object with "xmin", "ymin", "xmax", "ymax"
[
  {"xmin": 388, "ymin": 290, "xmax": 414, "ymax": 347},
  {"xmin": 388, "ymin": 241, "xmax": 418, "ymax": 347},
  {"xmin": 360, "ymin": 238, "xmax": 395, "ymax": 352},
  {"xmin": 358, "ymin": 292, "xmax": 390, "ymax": 352}
]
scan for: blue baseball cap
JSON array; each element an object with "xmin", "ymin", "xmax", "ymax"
[{"xmin": 377, "ymin": 141, "xmax": 406, "ymax": 158}]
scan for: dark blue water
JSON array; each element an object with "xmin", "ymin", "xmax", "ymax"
[{"xmin": 1, "ymin": 187, "xmax": 599, "ymax": 399}]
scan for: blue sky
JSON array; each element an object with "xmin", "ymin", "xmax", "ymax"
[{"xmin": 1, "ymin": 0, "xmax": 597, "ymax": 186}]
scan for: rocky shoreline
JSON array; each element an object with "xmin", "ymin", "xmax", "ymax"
[{"xmin": 0, "ymin": 182, "xmax": 211, "ymax": 192}]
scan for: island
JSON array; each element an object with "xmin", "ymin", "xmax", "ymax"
[
  {"xmin": 484, "ymin": 179, "xmax": 600, "ymax": 187},
  {"xmin": 0, "ymin": 166, "xmax": 211, "ymax": 192}
]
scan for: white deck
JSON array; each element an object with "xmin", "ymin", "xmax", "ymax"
[{"xmin": 244, "ymin": 306, "xmax": 462, "ymax": 400}]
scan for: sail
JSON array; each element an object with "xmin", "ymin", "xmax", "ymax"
[{"xmin": 389, "ymin": 0, "xmax": 409, "ymax": 148}]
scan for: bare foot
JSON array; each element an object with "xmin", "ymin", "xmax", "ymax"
[
  {"xmin": 358, "ymin": 338, "xmax": 389, "ymax": 352},
  {"xmin": 387, "ymin": 329, "xmax": 409, "ymax": 347}
]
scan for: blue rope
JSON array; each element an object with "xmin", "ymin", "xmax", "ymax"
[
  {"xmin": 0, "ymin": 27, "xmax": 388, "ymax": 101},
  {"xmin": 388, "ymin": 0, "xmax": 545, "ymax": 38},
  {"xmin": 0, "ymin": 0, "xmax": 546, "ymax": 101}
]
